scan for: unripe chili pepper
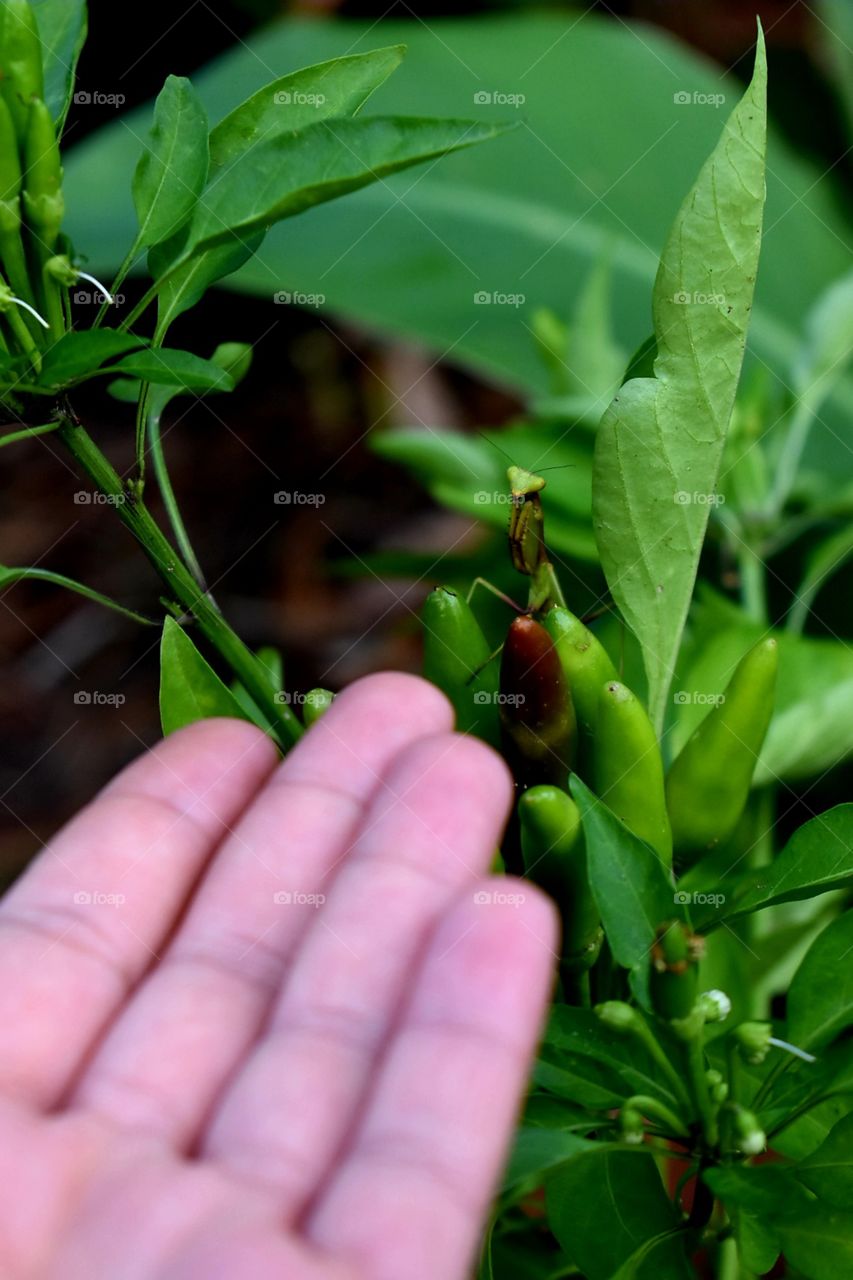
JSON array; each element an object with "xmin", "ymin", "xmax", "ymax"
[
  {"xmin": 0, "ymin": 93, "xmax": 31, "ymax": 304},
  {"xmin": 650, "ymin": 922, "xmax": 702, "ymax": 1021},
  {"xmin": 619, "ymin": 1105, "xmax": 645, "ymax": 1145},
  {"xmin": 665, "ymin": 638, "xmax": 778, "ymax": 864},
  {"xmin": 0, "ymin": 0, "xmax": 44, "ymax": 138},
  {"xmin": 593, "ymin": 680, "xmax": 672, "ymax": 864},
  {"xmin": 500, "ymin": 614, "xmax": 576, "ymax": 785},
  {"xmin": 421, "ymin": 586, "xmax": 500, "ymax": 748},
  {"xmin": 22, "ymin": 97, "xmax": 64, "ymax": 242},
  {"xmin": 518, "ymin": 784, "xmax": 601, "ymax": 975},
  {"xmin": 542, "ymin": 605, "xmax": 618, "ymax": 743},
  {"xmin": 303, "ymin": 688, "xmax": 334, "ymax": 728}
]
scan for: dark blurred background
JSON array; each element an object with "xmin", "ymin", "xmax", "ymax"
[{"xmin": 1, "ymin": 0, "xmax": 850, "ymax": 881}]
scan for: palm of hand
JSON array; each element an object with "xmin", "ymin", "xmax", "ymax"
[{"xmin": 0, "ymin": 675, "xmax": 555, "ymax": 1280}]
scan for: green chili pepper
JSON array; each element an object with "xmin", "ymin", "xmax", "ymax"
[
  {"xmin": 22, "ymin": 97, "xmax": 64, "ymax": 240},
  {"xmin": 421, "ymin": 586, "xmax": 500, "ymax": 748},
  {"xmin": 0, "ymin": 0, "xmax": 44, "ymax": 138},
  {"xmin": 0, "ymin": 93, "xmax": 30, "ymax": 300},
  {"xmin": 593, "ymin": 679, "xmax": 672, "ymax": 864},
  {"xmin": 303, "ymin": 688, "xmax": 334, "ymax": 728},
  {"xmin": 518, "ymin": 784, "xmax": 602, "ymax": 978},
  {"xmin": 665, "ymin": 638, "xmax": 778, "ymax": 864},
  {"xmin": 650, "ymin": 922, "xmax": 701, "ymax": 1021},
  {"xmin": 500, "ymin": 614, "xmax": 576, "ymax": 785},
  {"xmin": 543, "ymin": 605, "xmax": 618, "ymax": 755}
]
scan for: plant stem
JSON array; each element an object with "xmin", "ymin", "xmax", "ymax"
[
  {"xmin": 147, "ymin": 398, "xmax": 209, "ymax": 593},
  {"xmin": 684, "ymin": 1033, "xmax": 718, "ymax": 1148},
  {"xmin": 0, "ymin": 419, "xmax": 61, "ymax": 448},
  {"xmin": 738, "ymin": 539, "xmax": 767, "ymax": 624},
  {"xmin": 56, "ymin": 410, "xmax": 302, "ymax": 749}
]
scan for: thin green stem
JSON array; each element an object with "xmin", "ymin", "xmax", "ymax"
[
  {"xmin": 56, "ymin": 412, "xmax": 302, "ymax": 750},
  {"xmin": 684, "ymin": 1033, "xmax": 718, "ymax": 1148},
  {"xmin": 95, "ymin": 243, "xmax": 139, "ymax": 328},
  {"xmin": 769, "ymin": 400, "xmax": 812, "ymax": 516},
  {"xmin": 0, "ymin": 419, "xmax": 61, "ymax": 448},
  {"xmin": 624, "ymin": 1095, "xmax": 691, "ymax": 1138},
  {"xmin": 738, "ymin": 540, "xmax": 767, "ymax": 624},
  {"xmin": 148, "ymin": 398, "xmax": 208, "ymax": 592}
]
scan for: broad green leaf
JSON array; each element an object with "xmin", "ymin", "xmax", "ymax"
[
  {"xmin": 544, "ymin": 1005, "xmax": 684, "ymax": 1110},
  {"xmin": 113, "ymin": 348, "xmax": 235, "ymax": 392},
  {"xmin": 501, "ymin": 1126, "xmax": 593, "ymax": 1197},
  {"xmin": 31, "ymin": 0, "xmax": 87, "ymax": 130},
  {"xmin": 159, "ymin": 617, "xmax": 252, "ymax": 735},
  {"xmin": 186, "ymin": 115, "xmax": 515, "ymax": 252},
  {"xmin": 39, "ymin": 331, "xmax": 145, "ymax": 387},
  {"xmin": 797, "ymin": 1112, "xmax": 853, "ymax": 1208},
  {"xmin": 533, "ymin": 1052, "xmax": 628, "ymax": 1111},
  {"xmin": 701, "ymin": 807, "xmax": 853, "ymax": 929},
  {"xmin": 133, "ymin": 76, "xmax": 209, "ymax": 250},
  {"xmin": 608, "ymin": 1229, "xmax": 692, "ymax": 1280},
  {"xmin": 64, "ymin": 13, "xmax": 853, "ymax": 459},
  {"xmin": 787, "ymin": 910, "xmax": 853, "ymax": 1052},
  {"xmin": 546, "ymin": 1148, "xmax": 691, "ymax": 1279},
  {"xmin": 592, "ymin": 33, "xmax": 767, "ymax": 732},
  {"xmin": 208, "ymin": 46, "xmax": 405, "ymax": 171},
  {"xmin": 570, "ymin": 776, "xmax": 678, "ymax": 1001},
  {"xmin": 0, "ymin": 565, "xmax": 154, "ymax": 626}
]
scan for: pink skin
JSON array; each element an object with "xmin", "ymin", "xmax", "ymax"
[{"xmin": 0, "ymin": 673, "xmax": 558, "ymax": 1280}]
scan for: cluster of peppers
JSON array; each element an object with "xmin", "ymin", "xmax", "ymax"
[
  {"xmin": 424, "ymin": 570, "xmax": 780, "ymax": 1156},
  {"xmin": 0, "ymin": 0, "xmax": 98, "ymax": 374},
  {"xmin": 422, "ymin": 515, "xmax": 779, "ymax": 1011}
]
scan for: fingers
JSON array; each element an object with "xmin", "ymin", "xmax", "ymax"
[
  {"xmin": 72, "ymin": 674, "xmax": 454, "ymax": 1144},
  {"xmin": 199, "ymin": 728, "xmax": 513, "ymax": 1216},
  {"xmin": 307, "ymin": 885, "xmax": 558, "ymax": 1280},
  {"xmin": 0, "ymin": 719, "xmax": 277, "ymax": 1108}
]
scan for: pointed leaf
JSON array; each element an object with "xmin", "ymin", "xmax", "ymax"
[
  {"xmin": 797, "ymin": 1112, "xmax": 853, "ymax": 1208},
  {"xmin": 208, "ymin": 46, "xmax": 406, "ymax": 171},
  {"xmin": 31, "ymin": 0, "xmax": 87, "ymax": 130},
  {"xmin": 159, "ymin": 617, "xmax": 252, "ymax": 735},
  {"xmin": 133, "ymin": 76, "xmax": 209, "ymax": 250},
  {"xmin": 113, "ymin": 348, "xmax": 235, "ymax": 392},
  {"xmin": 39, "ymin": 331, "xmax": 145, "ymax": 387},
  {"xmin": 186, "ymin": 115, "xmax": 516, "ymax": 252},
  {"xmin": 592, "ymin": 32, "xmax": 767, "ymax": 731},
  {"xmin": 787, "ymin": 910, "xmax": 853, "ymax": 1052}
]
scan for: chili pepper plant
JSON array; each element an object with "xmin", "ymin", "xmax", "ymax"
[{"xmin": 2, "ymin": 4, "xmax": 852, "ymax": 1278}]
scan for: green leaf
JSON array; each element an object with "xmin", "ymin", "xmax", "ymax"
[
  {"xmin": 31, "ymin": 0, "xmax": 87, "ymax": 130},
  {"xmin": 230, "ymin": 647, "xmax": 284, "ymax": 734},
  {"xmin": 773, "ymin": 1205, "xmax": 853, "ymax": 1280},
  {"xmin": 703, "ymin": 806, "xmax": 853, "ymax": 928},
  {"xmin": 797, "ymin": 1112, "xmax": 853, "ymax": 1208},
  {"xmin": 133, "ymin": 75, "xmax": 209, "ymax": 250},
  {"xmin": 159, "ymin": 617, "xmax": 252, "ymax": 735},
  {"xmin": 64, "ymin": 13, "xmax": 853, "ymax": 444},
  {"xmin": 113, "ymin": 348, "xmax": 235, "ymax": 392},
  {"xmin": 501, "ymin": 1126, "xmax": 593, "ymax": 1197},
  {"xmin": 591, "ymin": 32, "xmax": 767, "ymax": 732},
  {"xmin": 39, "ymin": 331, "xmax": 145, "ymax": 387},
  {"xmin": 543, "ymin": 1005, "xmax": 684, "ymax": 1110},
  {"xmin": 186, "ymin": 115, "xmax": 516, "ymax": 252},
  {"xmin": 151, "ymin": 231, "xmax": 262, "ymax": 335},
  {"xmin": 787, "ymin": 911, "xmax": 853, "ymax": 1052},
  {"xmin": 546, "ymin": 1148, "xmax": 691, "ymax": 1279},
  {"xmin": 533, "ymin": 1051, "xmax": 633, "ymax": 1111},
  {"xmin": 208, "ymin": 46, "xmax": 405, "ymax": 171},
  {"xmin": 0, "ymin": 565, "xmax": 154, "ymax": 626},
  {"xmin": 570, "ymin": 776, "xmax": 678, "ymax": 1001}
]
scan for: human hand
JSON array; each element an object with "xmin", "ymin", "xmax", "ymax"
[{"xmin": 0, "ymin": 674, "xmax": 557, "ymax": 1279}]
